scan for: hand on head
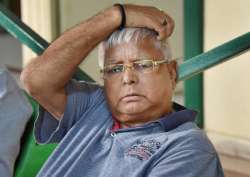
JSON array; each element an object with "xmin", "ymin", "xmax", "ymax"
[{"xmin": 120, "ymin": 4, "xmax": 175, "ymax": 40}]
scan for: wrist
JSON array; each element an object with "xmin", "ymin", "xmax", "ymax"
[
  {"xmin": 106, "ymin": 5, "xmax": 123, "ymax": 30},
  {"xmin": 113, "ymin": 4, "xmax": 126, "ymax": 30}
]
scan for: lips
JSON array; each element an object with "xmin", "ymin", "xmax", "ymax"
[{"xmin": 121, "ymin": 93, "xmax": 144, "ymax": 102}]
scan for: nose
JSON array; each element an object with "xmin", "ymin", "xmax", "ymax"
[{"xmin": 122, "ymin": 66, "xmax": 138, "ymax": 85}]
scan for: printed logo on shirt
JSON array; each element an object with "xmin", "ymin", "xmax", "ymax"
[{"xmin": 125, "ymin": 139, "xmax": 161, "ymax": 161}]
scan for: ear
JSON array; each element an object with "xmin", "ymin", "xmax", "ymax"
[{"xmin": 167, "ymin": 60, "xmax": 178, "ymax": 90}]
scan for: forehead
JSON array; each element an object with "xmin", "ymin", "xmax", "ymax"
[{"xmin": 104, "ymin": 38, "xmax": 165, "ymax": 64}]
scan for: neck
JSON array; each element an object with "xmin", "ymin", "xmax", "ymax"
[{"xmin": 115, "ymin": 108, "xmax": 174, "ymax": 129}]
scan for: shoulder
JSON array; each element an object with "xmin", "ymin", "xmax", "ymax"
[
  {"xmin": 166, "ymin": 122, "xmax": 216, "ymax": 154},
  {"xmin": 148, "ymin": 123, "xmax": 224, "ymax": 176}
]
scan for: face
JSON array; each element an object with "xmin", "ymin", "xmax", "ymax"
[{"xmin": 104, "ymin": 37, "xmax": 177, "ymax": 128}]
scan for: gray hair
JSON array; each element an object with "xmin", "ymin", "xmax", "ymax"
[{"xmin": 98, "ymin": 28, "xmax": 172, "ymax": 69}]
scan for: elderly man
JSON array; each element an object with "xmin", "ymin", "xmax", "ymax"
[{"xmin": 21, "ymin": 4, "xmax": 224, "ymax": 177}]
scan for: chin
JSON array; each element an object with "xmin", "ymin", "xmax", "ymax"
[{"xmin": 117, "ymin": 103, "xmax": 148, "ymax": 116}]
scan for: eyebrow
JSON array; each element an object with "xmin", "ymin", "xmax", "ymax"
[
  {"xmin": 105, "ymin": 60, "xmax": 123, "ymax": 65},
  {"xmin": 105, "ymin": 58, "xmax": 117, "ymax": 63},
  {"xmin": 105, "ymin": 58, "xmax": 148, "ymax": 65}
]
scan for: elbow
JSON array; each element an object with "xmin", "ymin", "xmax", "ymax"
[{"xmin": 21, "ymin": 68, "xmax": 40, "ymax": 97}]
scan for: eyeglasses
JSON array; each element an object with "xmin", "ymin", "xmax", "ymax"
[{"xmin": 100, "ymin": 59, "xmax": 169, "ymax": 79}]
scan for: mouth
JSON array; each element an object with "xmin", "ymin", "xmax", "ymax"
[{"xmin": 121, "ymin": 93, "xmax": 144, "ymax": 102}]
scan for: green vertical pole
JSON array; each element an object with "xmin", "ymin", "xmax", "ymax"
[{"xmin": 184, "ymin": 0, "xmax": 204, "ymax": 128}]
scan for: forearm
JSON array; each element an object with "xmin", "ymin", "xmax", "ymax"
[{"xmin": 21, "ymin": 6, "xmax": 121, "ymax": 93}]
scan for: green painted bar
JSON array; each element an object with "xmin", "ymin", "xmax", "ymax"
[
  {"xmin": 184, "ymin": 0, "xmax": 204, "ymax": 128},
  {"xmin": 0, "ymin": 3, "xmax": 93, "ymax": 82},
  {"xmin": 179, "ymin": 32, "xmax": 250, "ymax": 80}
]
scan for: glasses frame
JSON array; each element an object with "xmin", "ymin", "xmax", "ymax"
[{"xmin": 100, "ymin": 59, "xmax": 170, "ymax": 79}]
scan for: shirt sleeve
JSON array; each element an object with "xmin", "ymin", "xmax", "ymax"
[
  {"xmin": 34, "ymin": 79, "xmax": 104, "ymax": 144},
  {"xmin": 147, "ymin": 148, "xmax": 224, "ymax": 177}
]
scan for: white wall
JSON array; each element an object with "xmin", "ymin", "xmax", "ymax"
[
  {"xmin": 204, "ymin": 0, "xmax": 250, "ymax": 174},
  {"xmin": 21, "ymin": 0, "xmax": 58, "ymax": 66},
  {"xmin": 204, "ymin": 0, "xmax": 250, "ymax": 140}
]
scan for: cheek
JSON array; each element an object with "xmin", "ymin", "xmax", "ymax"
[
  {"xmin": 141, "ymin": 74, "xmax": 174, "ymax": 102},
  {"xmin": 104, "ymin": 81, "xmax": 121, "ymax": 105}
]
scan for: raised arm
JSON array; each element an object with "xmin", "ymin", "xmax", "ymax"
[{"xmin": 21, "ymin": 4, "xmax": 174, "ymax": 120}]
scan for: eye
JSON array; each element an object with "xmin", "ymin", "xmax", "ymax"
[
  {"xmin": 105, "ymin": 65, "xmax": 123, "ymax": 74},
  {"xmin": 134, "ymin": 60, "xmax": 154, "ymax": 70}
]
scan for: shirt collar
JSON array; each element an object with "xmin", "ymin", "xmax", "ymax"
[
  {"xmin": 111, "ymin": 102, "xmax": 197, "ymax": 131},
  {"xmin": 157, "ymin": 102, "xmax": 197, "ymax": 132}
]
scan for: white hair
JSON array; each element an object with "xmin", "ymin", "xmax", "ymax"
[{"xmin": 98, "ymin": 27, "xmax": 172, "ymax": 69}]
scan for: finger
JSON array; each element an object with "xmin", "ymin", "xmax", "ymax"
[
  {"xmin": 152, "ymin": 17, "xmax": 169, "ymax": 40},
  {"xmin": 155, "ymin": 10, "xmax": 174, "ymax": 39},
  {"xmin": 162, "ymin": 13, "xmax": 175, "ymax": 37},
  {"xmin": 156, "ymin": 26, "xmax": 168, "ymax": 40}
]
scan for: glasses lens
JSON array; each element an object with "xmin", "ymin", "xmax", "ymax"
[
  {"xmin": 134, "ymin": 60, "xmax": 154, "ymax": 73},
  {"xmin": 104, "ymin": 64, "xmax": 123, "ymax": 77}
]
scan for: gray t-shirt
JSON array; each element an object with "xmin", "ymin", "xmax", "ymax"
[
  {"xmin": 0, "ymin": 66, "xmax": 33, "ymax": 177},
  {"xmin": 35, "ymin": 80, "xmax": 225, "ymax": 177}
]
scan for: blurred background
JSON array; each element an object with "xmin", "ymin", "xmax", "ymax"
[{"xmin": 0, "ymin": 0, "xmax": 250, "ymax": 176}]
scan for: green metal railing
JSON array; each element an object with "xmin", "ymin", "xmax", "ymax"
[
  {"xmin": 0, "ymin": 3, "xmax": 93, "ymax": 82},
  {"xmin": 1, "ymin": 3, "xmax": 250, "ymax": 177},
  {"xmin": 179, "ymin": 32, "xmax": 250, "ymax": 80}
]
